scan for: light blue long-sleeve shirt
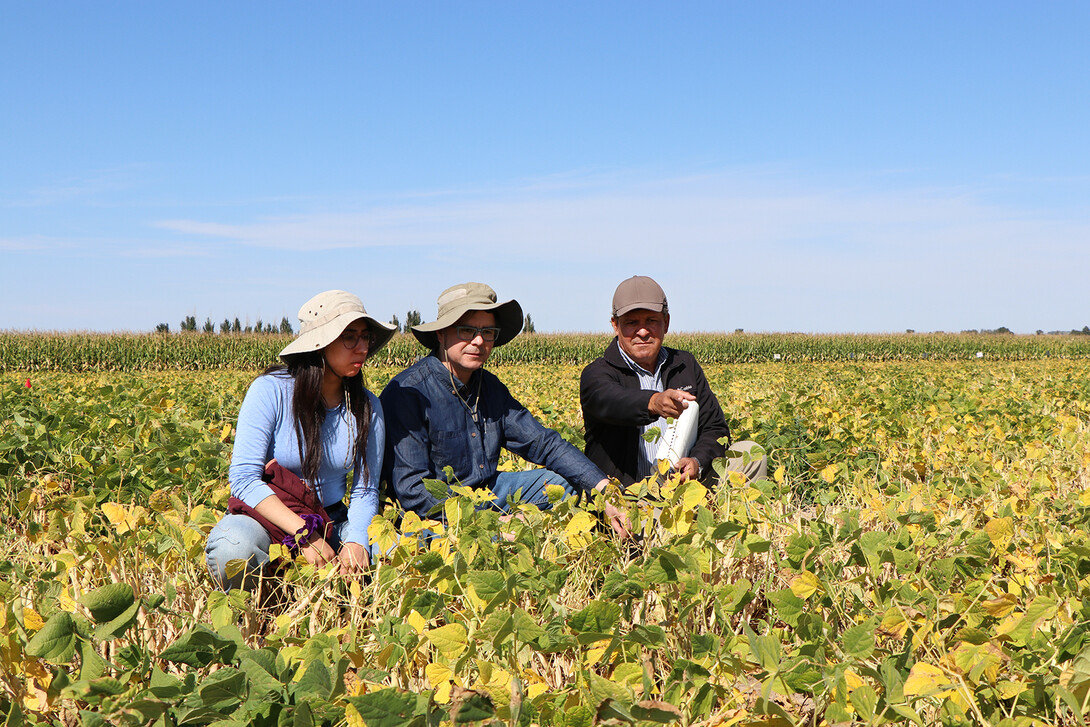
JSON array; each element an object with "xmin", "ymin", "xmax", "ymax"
[{"xmin": 228, "ymin": 370, "xmax": 383, "ymax": 547}]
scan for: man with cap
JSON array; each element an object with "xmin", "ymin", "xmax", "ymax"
[
  {"xmin": 580, "ymin": 275, "xmax": 767, "ymax": 486},
  {"xmin": 381, "ymin": 282, "xmax": 629, "ymax": 536}
]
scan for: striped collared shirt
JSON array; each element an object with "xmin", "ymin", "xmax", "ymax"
[{"xmin": 616, "ymin": 345, "xmax": 669, "ymax": 478}]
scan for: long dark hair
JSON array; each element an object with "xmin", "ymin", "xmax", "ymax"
[{"xmin": 262, "ymin": 350, "xmax": 372, "ymax": 489}]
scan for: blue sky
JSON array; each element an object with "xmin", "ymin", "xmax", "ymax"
[{"xmin": 3, "ymin": 2, "xmax": 1088, "ymax": 333}]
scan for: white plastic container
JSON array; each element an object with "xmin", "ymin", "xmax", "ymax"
[{"xmin": 656, "ymin": 400, "xmax": 700, "ymax": 467}]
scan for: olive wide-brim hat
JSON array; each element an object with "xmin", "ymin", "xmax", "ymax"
[
  {"xmin": 411, "ymin": 282, "xmax": 523, "ymax": 350},
  {"xmin": 279, "ymin": 290, "xmax": 397, "ymax": 361}
]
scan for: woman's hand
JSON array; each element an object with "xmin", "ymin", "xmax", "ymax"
[
  {"xmin": 299, "ymin": 535, "xmax": 337, "ymax": 566},
  {"xmin": 337, "ymin": 541, "xmax": 371, "ymax": 574}
]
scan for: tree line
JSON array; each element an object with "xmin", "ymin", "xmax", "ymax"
[
  {"xmin": 155, "ymin": 311, "xmax": 537, "ymax": 335},
  {"xmin": 156, "ymin": 316, "xmax": 293, "ymax": 335}
]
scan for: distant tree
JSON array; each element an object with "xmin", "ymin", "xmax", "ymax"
[
  {"xmin": 232, "ymin": 317, "xmax": 241, "ymax": 333},
  {"xmin": 180, "ymin": 315, "xmax": 197, "ymax": 332},
  {"xmin": 220, "ymin": 318, "xmax": 230, "ymax": 334},
  {"xmin": 203, "ymin": 317, "xmax": 214, "ymax": 333},
  {"xmin": 1036, "ymin": 330, "xmax": 1044, "ymax": 335},
  {"xmin": 255, "ymin": 319, "xmax": 263, "ymax": 335},
  {"xmin": 523, "ymin": 314, "xmax": 535, "ymax": 334},
  {"xmin": 405, "ymin": 310, "xmax": 422, "ymax": 329},
  {"xmin": 265, "ymin": 322, "xmax": 276, "ymax": 334},
  {"xmin": 244, "ymin": 324, "xmax": 253, "ymax": 334},
  {"xmin": 391, "ymin": 314, "xmax": 400, "ymax": 333},
  {"xmin": 906, "ymin": 329, "xmax": 915, "ymax": 334},
  {"xmin": 279, "ymin": 316, "xmax": 292, "ymax": 334},
  {"xmin": 735, "ymin": 328, "xmax": 744, "ymax": 333},
  {"xmin": 155, "ymin": 322, "xmax": 170, "ymax": 334}
]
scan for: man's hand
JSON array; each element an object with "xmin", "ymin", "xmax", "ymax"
[
  {"xmin": 675, "ymin": 457, "xmax": 700, "ymax": 482},
  {"xmin": 648, "ymin": 389, "xmax": 696, "ymax": 419},
  {"xmin": 603, "ymin": 501, "xmax": 632, "ymax": 539},
  {"xmin": 498, "ymin": 511, "xmax": 529, "ymax": 542},
  {"xmin": 299, "ymin": 535, "xmax": 336, "ymax": 567},
  {"xmin": 337, "ymin": 541, "xmax": 371, "ymax": 574},
  {"xmin": 593, "ymin": 479, "xmax": 632, "ymax": 539}
]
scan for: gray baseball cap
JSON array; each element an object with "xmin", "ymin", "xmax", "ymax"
[{"xmin": 612, "ymin": 276, "xmax": 668, "ymax": 317}]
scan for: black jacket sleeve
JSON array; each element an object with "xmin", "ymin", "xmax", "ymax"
[{"xmin": 579, "ymin": 358, "xmax": 656, "ymax": 428}]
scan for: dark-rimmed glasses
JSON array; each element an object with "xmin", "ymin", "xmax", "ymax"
[
  {"xmin": 338, "ymin": 329, "xmax": 371, "ymax": 349},
  {"xmin": 455, "ymin": 325, "xmax": 500, "ymax": 342}
]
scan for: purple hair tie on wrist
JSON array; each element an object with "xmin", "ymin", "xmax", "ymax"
[{"xmin": 282, "ymin": 513, "xmax": 325, "ymax": 551}]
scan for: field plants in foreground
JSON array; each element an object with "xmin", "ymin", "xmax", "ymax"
[{"xmin": 2, "ymin": 361, "xmax": 1090, "ymax": 725}]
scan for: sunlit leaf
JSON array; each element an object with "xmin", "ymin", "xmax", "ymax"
[
  {"xmin": 789, "ymin": 571, "xmax": 822, "ymax": 600},
  {"xmin": 425, "ymin": 623, "xmax": 468, "ymax": 659},
  {"xmin": 902, "ymin": 662, "xmax": 952, "ymax": 698}
]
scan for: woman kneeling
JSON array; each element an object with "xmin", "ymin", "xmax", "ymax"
[{"xmin": 205, "ymin": 290, "xmax": 395, "ymax": 591}]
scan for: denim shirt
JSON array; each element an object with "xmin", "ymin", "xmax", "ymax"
[{"xmin": 380, "ymin": 354, "xmax": 606, "ymax": 517}]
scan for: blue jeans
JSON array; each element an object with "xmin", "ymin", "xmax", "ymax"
[
  {"xmin": 205, "ymin": 505, "xmax": 353, "ymax": 591},
  {"xmin": 487, "ymin": 469, "xmax": 578, "ymax": 511}
]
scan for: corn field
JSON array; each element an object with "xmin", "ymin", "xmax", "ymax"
[{"xmin": 2, "ymin": 331, "xmax": 1089, "ymax": 371}]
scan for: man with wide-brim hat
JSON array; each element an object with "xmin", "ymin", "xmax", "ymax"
[{"xmin": 381, "ymin": 282, "xmax": 629, "ymax": 537}]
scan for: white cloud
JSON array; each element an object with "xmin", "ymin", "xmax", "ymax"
[
  {"xmin": 150, "ymin": 169, "xmax": 1090, "ymax": 265},
  {"xmin": 8, "ymin": 167, "xmax": 1090, "ymax": 332},
  {"xmin": 3, "ymin": 165, "xmax": 150, "ymax": 208},
  {"xmin": 0, "ymin": 235, "xmax": 75, "ymax": 252}
]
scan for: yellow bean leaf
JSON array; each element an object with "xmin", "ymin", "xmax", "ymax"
[
  {"xmin": 981, "ymin": 593, "xmax": 1018, "ymax": 618},
  {"xmin": 678, "ymin": 482, "xmax": 707, "ymax": 511},
  {"xmin": 565, "ymin": 511, "xmax": 597, "ymax": 548},
  {"xmin": 985, "ymin": 517, "xmax": 1014, "ymax": 547},
  {"xmin": 996, "ymin": 680, "xmax": 1027, "ymax": 699},
  {"xmin": 425, "ymin": 623, "xmax": 468, "ymax": 659},
  {"xmin": 368, "ymin": 517, "xmax": 399, "ymax": 556},
  {"xmin": 407, "ymin": 610, "xmax": 427, "ymax": 634},
  {"xmin": 790, "ymin": 571, "xmax": 823, "ymax": 600},
  {"xmin": 101, "ymin": 502, "xmax": 134, "ymax": 534},
  {"xmin": 425, "ymin": 661, "xmax": 454, "ymax": 686},
  {"xmin": 23, "ymin": 607, "xmax": 44, "ymax": 631},
  {"xmin": 345, "ymin": 704, "xmax": 366, "ymax": 727},
  {"xmin": 903, "ymin": 662, "xmax": 952, "ymax": 698}
]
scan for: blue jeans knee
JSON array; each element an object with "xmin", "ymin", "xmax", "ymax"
[{"xmin": 205, "ymin": 513, "xmax": 273, "ymax": 591}]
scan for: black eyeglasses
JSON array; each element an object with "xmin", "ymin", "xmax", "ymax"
[
  {"xmin": 455, "ymin": 325, "xmax": 500, "ymax": 342},
  {"xmin": 338, "ymin": 329, "xmax": 371, "ymax": 349}
]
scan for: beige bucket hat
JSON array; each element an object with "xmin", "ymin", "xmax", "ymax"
[
  {"xmin": 412, "ymin": 282, "xmax": 523, "ymax": 350},
  {"xmin": 279, "ymin": 290, "xmax": 396, "ymax": 361}
]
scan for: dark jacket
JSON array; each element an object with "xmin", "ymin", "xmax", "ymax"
[
  {"xmin": 580, "ymin": 339, "xmax": 731, "ymax": 486},
  {"xmin": 381, "ymin": 354, "xmax": 606, "ymax": 517}
]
